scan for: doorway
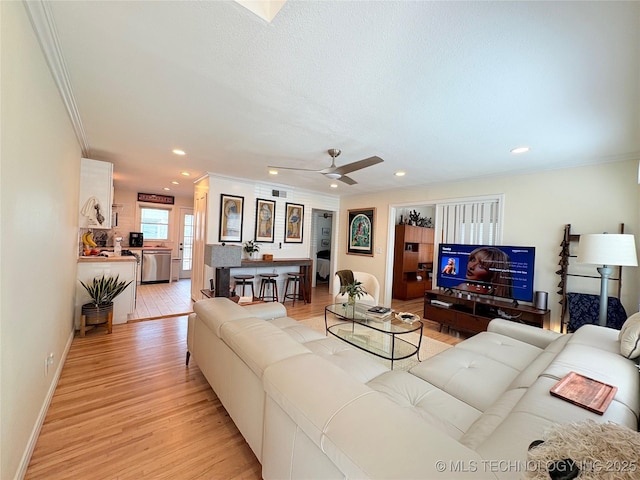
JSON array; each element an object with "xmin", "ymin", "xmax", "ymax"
[
  {"xmin": 311, "ymin": 209, "xmax": 335, "ymax": 288},
  {"xmin": 179, "ymin": 207, "xmax": 194, "ymax": 279}
]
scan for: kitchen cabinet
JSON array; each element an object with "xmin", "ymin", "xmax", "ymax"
[
  {"xmin": 79, "ymin": 158, "xmax": 113, "ymax": 229},
  {"xmin": 75, "ymin": 258, "xmax": 136, "ymax": 328}
]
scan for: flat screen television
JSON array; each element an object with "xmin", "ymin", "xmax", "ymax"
[{"xmin": 436, "ymin": 244, "xmax": 536, "ymax": 303}]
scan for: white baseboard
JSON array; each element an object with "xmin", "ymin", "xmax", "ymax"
[{"xmin": 14, "ymin": 329, "xmax": 75, "ymax": 480}]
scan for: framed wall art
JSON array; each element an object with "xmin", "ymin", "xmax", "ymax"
[
  {"xmin": 347, "ymin": 207, "xmax": 375, "ymax": 256},
  {"xmin": 219, "ymin": 194, "xmax": 244, "ymax": 242},
  {"xmin": 254, "ymin": 198, "xmax": 275, "ymax": 243},
  {"xmin": 284, "ymin": 202, "xmax": 304, "ymax": 243}
]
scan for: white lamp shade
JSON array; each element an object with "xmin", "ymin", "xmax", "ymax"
[
  {"xmin": 577, "ymin": 234, "xmax": 638, "ymax": 267},
  {"xmin": 204, "ymin": 244, "xmax": 242, "ymax": 267}
]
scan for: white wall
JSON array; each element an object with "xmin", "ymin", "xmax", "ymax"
[
  {"xmin": 1, "ymin": 3, "xmax": 81, "ymax": 478},
  {"xmin": 339, "ymin": 161, "xmax": 640, "ymax": 331}
]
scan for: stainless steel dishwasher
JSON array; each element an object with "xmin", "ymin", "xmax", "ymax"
[{"xmin": 141, "ymin": 249, "xmax": 172, "ymax": 284}]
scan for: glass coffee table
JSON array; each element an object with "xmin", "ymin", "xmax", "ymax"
[{"xmin": 324, "ymin": 303, "xmax": 423, "ymax": 369}]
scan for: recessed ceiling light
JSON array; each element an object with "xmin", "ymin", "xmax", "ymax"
[
  {"xmin": 330, "ymin": 183, "xmax": 338, "ymax": 188},
  {"xmin": 172, "ymin": 149, "xmax": 186, "ymax": 156},
  {"xmin": 510, "ymin": 146, "xmax": 530, "ymax": 154},
  {"xmin": 180, "ymin": 171, "xmax": 190, "ymax": 176},
  {"xmin": 171, "ymin": 181, "xmax": 179, "ymax": 185},
  {"xmin": 394, "ymin": 171, "xmax": 406, "ymax": 177},
  {"xmin": 268, "ymin": 169, "xmax": 278, "ymax": 175},
  {"xmin": 163, "ymin": 187, "xmax": 171, "ymax": 191}
]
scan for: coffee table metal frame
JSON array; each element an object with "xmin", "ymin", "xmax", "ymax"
[{"xmin": 324, "ymin": 303, "xmax": 423, "ymax": 369}]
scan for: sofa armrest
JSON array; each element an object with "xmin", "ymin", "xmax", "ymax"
[
  {"xmin": 242, "ymin": 302, "xmax": 287, "ymax": 320},
  {"xmin": 487, "ymin": 318, "xmax": 562, "ymax": 349}
]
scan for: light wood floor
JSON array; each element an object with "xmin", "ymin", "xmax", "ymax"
[
  {"xmin": 26, "ymin": 284, "xmax": 463, "ymax": 479},
  {"xmin": 128, "ymin": 279, "xmax": 194, "ymax": 320}
]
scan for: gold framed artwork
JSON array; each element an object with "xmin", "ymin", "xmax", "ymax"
[
  {"xmin": 255, "ymin": 198, "xmax": 275, "ymax": 243},
  {"xmin": 219, "ymin": 194, "xmax": 244, "ymax": 242},
  {"xmin": 284, "ymin": 202, "xmax": 304, "ymax": 243},
  {"xmin": 347, "ymin": 207, "xmax": 375, "ymax": 256}
]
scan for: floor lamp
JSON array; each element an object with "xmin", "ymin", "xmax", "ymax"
[{"xmin": 577, "ymin": 233, "xmax": 637, "ymax": 327}]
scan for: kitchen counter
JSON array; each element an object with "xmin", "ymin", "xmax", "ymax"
[{"xmin": 78, "ymin": 256, "xmax": 137, "ymax": 263}]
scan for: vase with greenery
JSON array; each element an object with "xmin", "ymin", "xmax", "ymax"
[
  {"xmin": 243, "ymin": 240, "xmax": 260, "ymax": 259},
  {"xmin": 342, "ymin": 280, "xmax": 365, "ymax": 316},
  {"xmin": 79, "ymin": 274, "xmax": 133, "ymax": 325},
  {"xmin": 343, "ymin": 280, "xmax": 365, "ymax": 303}
]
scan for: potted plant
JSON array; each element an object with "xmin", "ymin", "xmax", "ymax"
[
  {"xmin": 342, "ymin": 280, "xmax": 365, "ymax": 316},
  {"xmin": 243, "ymin": 240, "xmax": 260, "ymax": 259},
  {"xmin": 79, "ymin": 274, "xmax": 133, "ymax": 325},
  {"xmin": 343, "ymin": 280, "xmax": 365, "ymax": 304}
]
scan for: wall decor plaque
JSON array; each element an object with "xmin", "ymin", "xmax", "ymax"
[{"xmin": 138, "ymin": 193, "xmax": 175, "ymax": 205}]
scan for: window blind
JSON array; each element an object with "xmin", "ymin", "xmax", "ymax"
[{"xmin": 437, "ymin": 198, "xmax": 501, "ymax": 245}]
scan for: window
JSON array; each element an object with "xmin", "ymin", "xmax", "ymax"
[
  {"xmin": 140, "ymin": 207, "xmax": 170, "ymax": 240},
  {"xmin": 182, "ymin": 213, "xmax": 194, "ymax": 271}
]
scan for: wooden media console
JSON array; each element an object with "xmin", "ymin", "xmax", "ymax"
[{"xmin": 424, "ymin": 289, "xmax": 550, "ymax": 335}]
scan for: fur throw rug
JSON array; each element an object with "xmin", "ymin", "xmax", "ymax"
[{"xmin": 526, "ymin": 420, "xmax": 640, "ymax": 479}]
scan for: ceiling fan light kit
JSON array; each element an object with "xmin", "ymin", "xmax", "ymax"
[{"xmin": 267, "ymin": 148, "xmax": 383, "ymax": 186}]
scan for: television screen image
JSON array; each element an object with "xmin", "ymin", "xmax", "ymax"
[{"xmin": 436, "ymin": 244, "xmax": 536, "ymax": 302}]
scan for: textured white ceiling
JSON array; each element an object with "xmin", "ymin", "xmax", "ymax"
[{"xmin": 46, "ymin": 1, "xmax": 640, "ymax": 198}]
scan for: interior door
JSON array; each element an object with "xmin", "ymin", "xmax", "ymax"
[{"xmin": 179, "ymin": 207, "xmax": 194, "ymax": 279}]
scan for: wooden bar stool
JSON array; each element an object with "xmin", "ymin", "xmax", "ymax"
[
  {"xmin": 258, "ymin": 273, "xmax": 279, "ymax": 302},
  {"xmin": 282, "ymin": 272, "xmax": 307, "ymax": 306},
  {"xmin": 233, "ymin": 274, "xmax": 255, "ymax": 298}
]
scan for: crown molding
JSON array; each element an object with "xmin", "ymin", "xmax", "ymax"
[{"xmin": 24, "ymin": 0, "xmax": 90, "ymax": 157}]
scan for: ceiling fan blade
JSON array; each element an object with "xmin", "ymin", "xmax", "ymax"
[
  {"xmin": 338, "ymin": 175, "xmax": 357, "ymax": 185},
  {"xmin": 267, "ymin": 165, "xmax": 323, "ymax": 172},
  {"xmin": 332, "ymin": 156, "xmax": 383, "ymax": 175}
]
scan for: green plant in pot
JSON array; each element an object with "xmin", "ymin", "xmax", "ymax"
[
  {"xmin": 343, "ymin": 280, "xmax": 365, "ymax": 305},
  {"xmin": 79, "ymin": 274, "xmax": 133, "ymax": 325},
  {"xmin": 243, "ymin": 240, "xmax": 260, "ymax": 259}
]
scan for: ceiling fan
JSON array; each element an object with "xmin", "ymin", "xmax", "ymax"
[{"xmin": 268, "ymin": 149, "xmax": 383, "ymax": 185}]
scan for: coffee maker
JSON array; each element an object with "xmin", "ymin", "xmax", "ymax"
[{"xmin": 129, "ymin": 232, "xmax": 143, "ymax": 247}]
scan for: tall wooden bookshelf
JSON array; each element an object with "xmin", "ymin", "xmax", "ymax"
[{"xmin": 392, "ymin": 224, "xmax": 434, "ymax": 300}]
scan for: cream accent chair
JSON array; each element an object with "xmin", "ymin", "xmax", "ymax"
[{"xmin": 331, "ymin": 271, "xmax": 380, "ymax": 306}]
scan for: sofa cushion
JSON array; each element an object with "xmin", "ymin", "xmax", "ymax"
[
  {"xmin": 263, "ymin": 353, "xmax": 376, "ymax": 448},
  {"xmin": 568, "ymin": 323, "xmax": 621, "ymax": 353},
  {"xmin": 455, "ymin": 331, "xmax": 543, "ymax": 371},
  {"xmin": 303, "ymin": 337, "xmax": 389, "ymax": 383},
  {"xmin": 487, "ymin": 318, "xmax": 562, "ymax": 349},
  {"xmin": 516, "ymin": 377, "xmax": 638, "ymax": 428},
  {"xmin": 541, "ymin": 342, "xmax": 640, "ymax": 417},
  {"xmin": 506, "ymin": 334, "xmax": 571, "ymax": 390},
  {"xmin": 220, "ymin": 317, "xmax": 310, "ymax": 378},
  {"xmin": 619, "ymin": 313, "xmax": 640, "ymax": 359},
  {"xmin": 263, "ymin": 354, "xmax": 493, "ymax": 480},
  {"xmin": 367, "ymin": 370, "xmax": 482, "ymax": 440},
  {"xmin": 270, "ymin": 317, "xmax": 328, "ymax": 343},
  {"xmin": 242, "ymin": 301, "xmax": 288, "ymax": 320},
  {"xmin": 460, "ymin": 388, "xmax": 527, "ymax": 450},
  {"xmin": 409, "ymin": 347, "xmax": 522, "ymax": 411},
  {"xmin": 193, "ymin": 297, "xmax": 252, "ymax": 337}
]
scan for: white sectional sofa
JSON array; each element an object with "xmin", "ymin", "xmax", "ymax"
[{"xmin": 186, "ymin": 298, "xmax": 639, "ymax": 479}]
